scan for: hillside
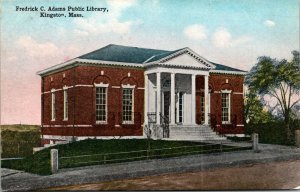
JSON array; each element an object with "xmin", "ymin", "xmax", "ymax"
[{"xmin": 1, "ymin": 124, "xmax": 40, "ymax": 132}]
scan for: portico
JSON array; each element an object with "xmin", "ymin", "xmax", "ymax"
[{"xmin": 144, "ymin": 67, "xmax": 210, "ymax": 126}]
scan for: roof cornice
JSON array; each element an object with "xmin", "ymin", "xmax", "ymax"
[
  {"xmin": 210, "ymin": 69, "xmax": 247, "ymax": 75},
  {"xmin": 144, "ymin": 63, "xmax": 211, "ymax": 71},
  {"xmin": 36, "ymin": 58, "xmax": 144, "ymax": 76}
]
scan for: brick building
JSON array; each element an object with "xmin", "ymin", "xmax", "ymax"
[{"xmin": 37, "ymin": 44, "xmax": 246, "ymax": 145}]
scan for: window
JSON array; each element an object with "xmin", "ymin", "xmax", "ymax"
[
  {"xmin": 51, "ymin": 91, "xmax": 56, "ymax": 121},
  {"xmin": 96, "ymin": 87, "xmax": 107, "ymax": 123},
  {"xmin": 178, "ymin": 92, "xmax": 184, "ymax": 123},
  {"xmin": 122, "ymin": 88, "xmax": 133, "ymax": 123},
  {"xmin": 63, "ymin": 89, "xmax": 68, "ymax": 120},
  {"xmin": 221, "ymin": 93, "xmax": 230, "ymax": 123}
]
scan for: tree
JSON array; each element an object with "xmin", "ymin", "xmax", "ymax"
[
  {"xmin": 245, "ymin": 51, "xmax": 300, "ymax": 140},
  {"xmin": 244, "ymin": 89, "xmax": 274, "ymax": 124}
]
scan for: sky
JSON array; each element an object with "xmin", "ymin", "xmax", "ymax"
[{"xmin": 1, "ymin": 0, "xmax": 299, "ymax": 125}]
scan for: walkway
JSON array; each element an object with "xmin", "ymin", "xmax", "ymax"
[{"xmin": 1, "ymin": 144, "xmax": 300, "ymax": 191}]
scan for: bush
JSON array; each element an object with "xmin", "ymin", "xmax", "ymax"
[
  {"xmin": 1, "ymin": 130, "xmax": 41, "ymax": 158},
  {"xmin": 245, "ymin": 119, "xmax": 299, "ymax": 145}
]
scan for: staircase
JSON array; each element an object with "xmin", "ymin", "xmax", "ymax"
[{"xmin": 166, "ymin": 125, "xmax": 227, "ymax": 141}]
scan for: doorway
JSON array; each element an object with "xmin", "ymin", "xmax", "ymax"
[{"xmin": 162, "ymin": 91, "xmax": 170, "ymax": 121}]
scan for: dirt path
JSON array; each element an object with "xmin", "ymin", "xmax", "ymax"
[{"xmin": 48, "ymin": 160, "xmax": 300, "ymax": 190}]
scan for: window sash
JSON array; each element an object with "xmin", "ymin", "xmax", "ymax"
[
  {"xmin": 96, "ymin": 87, "xmax": 107, "ymax": 123},
  {"xmin": 63, "ymin": 90, "xmax": 68, "ymax": 120},
  {"xmin": 122, "ymin": 88, "xmax": 133, "ymax": 123},
  {"xmin": 51, "ymin": 92, "xmax": 56, "ymax": 120},
  {"xmin": 221, "ymin": 93, "xmax": 230, "ymax": 123}
]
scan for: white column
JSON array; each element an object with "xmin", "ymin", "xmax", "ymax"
[
  {"xmin": 204, "ymin": 75, "xmax": 209, "ymax": 125},
  {"xmin": 144, "ymin": 74, "xmax": 148, "ymax": 125},
  {"xmin": 156, "ymin": 72, "xmax": 161, "ymax": 124},
  {"xmin": 170, "ymin": 73, "xmax": 175, "ymax": 125},
  {"xmin": 191, "ymin": 74, "xmax": 196, "ymax": 124}
]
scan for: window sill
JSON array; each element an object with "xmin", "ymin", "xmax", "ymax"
[
  {"xmin": 51, "ymin": 119, "xmax": 56, "ymax": 121},
  {"xmin": 96, "ymin": 121, "xmax": 108, "ymax": 125},
  {"xmin": 63, "ymin": 119, "xmax": 68, "ymax": 121},
  {"xmin": 122, "ymin": 121, "xmax": 134, "ymax": 125},
  {"xmin": 222, "ymin": 122, "xmax": 231, "ymax": 125}
]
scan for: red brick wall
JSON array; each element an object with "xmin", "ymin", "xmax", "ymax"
[
  {"xmin": 41, "ymin": 65, "xmax": 144, "ymax": 137},
  {"xmin": 41, "ymin": 65, "xmax": 245, "ymax": 137},
  {"xmin": 196, "ymin": 74, "xmax": 245, "ymax": 134}
]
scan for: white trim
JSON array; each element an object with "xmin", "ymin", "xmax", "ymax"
[
  {"xmin": 148, "ymin": 47, "xmax": 214, "ymax": 68},
  {"xmin": 63, "ymin": 88, "xmax": 68, "ymax": 121},
  {"xmin": 42, "ymin": 85, "xmax": 92, "ymax": 94},
  {"xmin": 236, "ymin": 124, "xmax": 244, "ymax": 127},
  {"xmin": 43, "ymin": 125, "xmax": 93, "ymax": 127},
  {"xmin": 145, "ymin": 66, "xmax": 209, "ymax": 76},
  {"xmin": 51, "ymin": 91, "xmax": 56, "ymax": 121},
  {"xmin": 50, "ymin": 88, "xmax": 62, "ymax": 93},
  {"xmin": 145, "ymin": 63, "xmax": 210, "ymax": 70},
  {"xmin": 75, "ymin": 84, "xmax": 93, "ymax": 87},
  {"xmin": 42, "ymin": 135, "xmax": 145, "ymax": 141},
  {"xmin": 95, "ymin": 86, "xmax": 108, "ymax": 124},
  {"xmin": 94, "ymin": 82, "xmax": 109, "ymax": 87},
  {"xmin": 137, "ymin": 87, "xmax": 145, "ymax": 90},
  {"xmin": 95, "ymin": 121, "xmax": 108, "ymax": 125},
  {"xmin": 225, "ymin": 134, "xmax": 246, "ymax": 137},
  {"xmin": 233, "ymin": 92, "xmax": 243, "ymax": 95},
  {"xmin": 221, "ymin": 89, "xmax": 232, "ymax": 94},
  {"xmin": 210, "ymin": 70, "xmax": 247, "ymax": 75},
  {"xmin": 122, "ymin": 87, "xmax": 135, "ymax": 124},
  {"xmin": 112, "ymin": 86, "xmax": 121, "ymax": 88},
  {"xmin": 42, "ymin": 91, "xmax": 51, "ymax": 94},
  {"xmin": 221, "ymin": 91, "xmax": 231, "ymax": 124},
  {"xmin": 37, "ymin": 58, "xmax": 144, "ymax": 76},
  {"xmin": 121, "ymin": 84, "xmax": 136, "ymax": 89}
]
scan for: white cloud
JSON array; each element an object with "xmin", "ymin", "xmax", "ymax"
[
  {"xmin": 74, "ymin": 0, "xmax": 137, "ymax": 36},
  {"xmin": 212, "ymin": 28, "xmax": 252, "ymax": 48},
  {"xmin": 15, "ymin": 36, "xmax": 60, "ymax": 58},
  {"xmin": 212, "ymin": 28, "xmax": 231, "ymax": 48},
  {"xmin": 74, "ymin": 18, "xmax": 133, "ymax": 36},
  {"xmin": 183, "ymin": 24, "xmax": 207, "ymax": 41},
  {"xmin": 264, "ymin": 20, "xmax": 276, "ymax": 27}
]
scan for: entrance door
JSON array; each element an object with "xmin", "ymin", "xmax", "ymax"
[{"xmin": 163, "ymin": 91, "xmax": 170, "ymax": 121}]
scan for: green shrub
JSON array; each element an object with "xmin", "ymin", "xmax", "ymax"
[
  {"xmin": 245, "ymin": 119, "xmax": 299, "ymax": 145},
  {"xmin": 1, "ymin": 130, "xmax": 41, "ymax": 158}
]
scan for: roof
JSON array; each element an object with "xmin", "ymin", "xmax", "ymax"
[
  {"xmin": 78, "ymin": 44, "xmax": 176, "ymax": 64},
  {"xmin": 37, "ymin": 44, "xmax": 246, "ymax": 75},
  {"xmin": 210, "ymin": 62, "xmax": 247, "ymax": 72}
]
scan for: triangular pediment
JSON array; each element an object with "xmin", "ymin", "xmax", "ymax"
[{"xmin": 156, "ymin": 48, "xmax": 214, "ymax": 69}]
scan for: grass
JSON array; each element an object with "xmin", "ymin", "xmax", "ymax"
[
  {"xmin": 1, "ymin": 139, "xmax": 251, "ymax": 175},
  {"xmin": 1, "ymin": 124, "xmax": 40, "ymax": 132},
  {"xmin": 1, "ymin": 124, "xmax": 41, "ymax": 158}
]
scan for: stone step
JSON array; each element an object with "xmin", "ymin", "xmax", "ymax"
[
  {"xmin": 167, "ymin": 125, "xmax": 226, "ymax": 141},
  {"xmin": 166, "ymin": 136, "xmax": 227, "ymax": 141}
]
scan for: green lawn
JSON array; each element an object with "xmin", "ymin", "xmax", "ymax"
[{"xmin": 1, "ymin": 139, "xmax": 251, "ymax": 175}]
